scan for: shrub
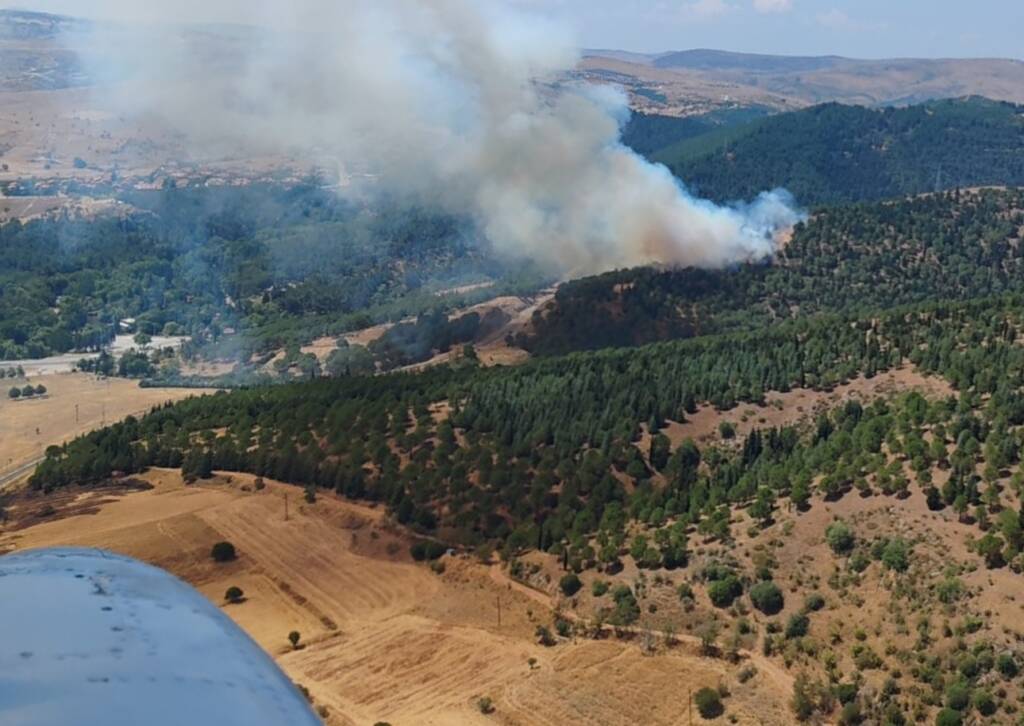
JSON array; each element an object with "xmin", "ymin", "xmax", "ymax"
[
  {"xmin": 848, "ymin": 551, "xmax": 870, "ymax": 573},
  {"xmin": 559, "ymin": 573, "xmax": 582, "ymax": 597},
  {"xmin": 8, "ymin": 387, "xmax": 20, "ymax": 399},
  {"xmin": 785, "ymin": 613, "xmax": 810, "ymax": 639},
  {"xmin": 288, "ymin": 631, "xmax": 301, "ymax": 649},
  {"xmin": 535, "ymin": 625, "xmax": 555, "ymax": 646},
  {"xmin": 694, "ymin": 687, "xmax": 724, "ymax": 719},
  {"xmin": 791, "ymin": 674, "xmax": 814, "ymax": 721},
  {"xmin": 224, "ymin": 586, "xmax": 244, "ymax": 603},
  {"xmin": 707, "ymin": 576, "xmax": 743, "ymax": 608},
  {"xmin": 826, "ymin": 520, "xmax": 855, "ymax": 554},
  {"xmin": 410, "ymin": 540, "xmax": 446, "ymax": 561},
  {"xmin": 592, "ymin": 580, "xmax": 609, "ymax": 597},
  {"xmin": 211, "ymin": 541, "xmax": 236, "ymax": 562},
  {"xmin": 934, "ymin": 708, "xmax": 962, "ymax": 726},
  {"xmin": 718, "ymin": 422, "xmax": 736, "ymax": 440},
  {"xmin": 749, "ymin": 581, "xmax": 784, "ymax": 615},
  {"xmin": 971, "ymin": 689, "xmax": 996, "ymax": 717},
  {"xmin": 804, "ymin": 593, "xmax": 826, "ymax": 611},
  {"xmin": 838, "ymin": 701, "xmax": 862, "ymax": 725},
  {"xmin": 997, "ymin": 652, "xmax": 1019, "ymax": 678},
  {"xmin": 957, "ymin": 654, "xmax": 979, "ymax": 679},
  {"xmin": 834, "ymin": 682, "xmax": 859, "ymax": 705},
  {"xmin": 881, "ymin": 538, "xmax": 911, "ymax": 572},
  {"xmin": 936, "ymin": 577, "xmax": 965, "ymax": 603},
  {"xmin": 477, "ymin": 697, "xmax": 494, "ymax": 715},
  {"xmin": 944, "ymin": 681, "xmax": 969, "ymax": 711},
  {"xmin": 610, "ymin": 584, "xmax": 640, "ymax": 625}
]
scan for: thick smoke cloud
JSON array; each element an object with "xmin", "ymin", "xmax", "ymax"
[{"xmin": 75, "ymin": 0, "xmax": 800, "ymax": 275}]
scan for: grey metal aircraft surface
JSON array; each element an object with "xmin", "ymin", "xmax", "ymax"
[{"xmin": 0, "ymin": 548, "xmax": 321, "ymax": 726}]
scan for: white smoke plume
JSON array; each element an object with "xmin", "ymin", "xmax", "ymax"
[{"xmin": 72, "ymin": 0, "xmax": 801, "ymax": 275}]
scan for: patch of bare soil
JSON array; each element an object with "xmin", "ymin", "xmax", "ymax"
[{"xmin": 649, "ymin": 366, "xmax": 953, "ymax": 450}]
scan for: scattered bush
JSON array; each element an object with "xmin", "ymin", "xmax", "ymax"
[
  {"xmin": 971, "ymin": 689, "xmax": 996, "ymax": 717},
  {"xmin": 785, "ymin": 613, "xmax": 810, "ymax": 639},
  {"xmin": 609, "ymin": 584, "xmax": 640, "ymax": 625},
  {"xmin": 559, "ymin": 573, "xmax": 582, "ymax": 597},
  {"xmin": 707, "ymin": 576, "xmax": 743, "ymax": 608},
  {"xmin": 934, "ymin": 708, "xmax": 962, "ymax": 726},
  {"xmin": 943, "ymin": 681, "xmax": 969, "ymax": 711},
  {"xmin": 826, "ymin": 520, "xmax": 855, "ymax": 554},
  {"xmin": 804, "ymin": 593, "xmax": 826, "ymax": 612},
  {"xmin": 694, "ymin": 687, "xmax": 724, "ymax": 719},
  {"xmin": 749, "ymin": 581, "xmax": 784, "ymax": 615},
  {"xmin": 211, "ymin": 541, "xmax": 236, "ymax": 562},
  {"xmin": 997, "ymin": 652, "xmax": 1019, "ymax": 678},
  {"xmin": 881, "ymin": 538, "xmax": 911, "ymax": 572},
  {"xmin": 535, "ymin": 625, "xmax": 555, "ymax": 646},
  {"xmin": 288, "ymin": 630, "xmax": 301, "ymax": 649},
  {"xmin": 224, "ymin": 586, "xmax": 244, "ymax": 604}
]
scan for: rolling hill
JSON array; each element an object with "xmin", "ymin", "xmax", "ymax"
[{"xmin": 649, "ymin": 97, "xmax": 1024, "ymax": 206}]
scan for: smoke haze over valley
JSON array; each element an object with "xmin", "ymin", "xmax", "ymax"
[{"xmin": 51, "ymin": 0, "xmax": 801, "ymax": 275}]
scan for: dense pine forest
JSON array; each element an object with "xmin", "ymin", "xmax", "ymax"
[{"xmin": 650, "ymin": 98, "xmax": 1024, "ymax": 206}]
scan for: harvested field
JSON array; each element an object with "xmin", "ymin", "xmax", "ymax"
[
  {"xmin": 0, "ymin": 373, "xmax": 197, "ymax": 485},
  {"xmin": 0, "ymin": 469, "xmax": 794, "ymax": 725}
]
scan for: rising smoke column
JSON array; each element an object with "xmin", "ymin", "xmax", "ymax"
[{"xmin": 75, "ymin": 0, "xmax": 801, "ymax": 275}]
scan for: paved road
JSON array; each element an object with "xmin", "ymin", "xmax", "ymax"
[{"xmin": 0, "ymin": 456, "xmax": 42, "ymax": 492}]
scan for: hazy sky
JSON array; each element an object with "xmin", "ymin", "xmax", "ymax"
[{"xmin": 10, "ymin": 0, "xmax": 1023, "ymax": 59}]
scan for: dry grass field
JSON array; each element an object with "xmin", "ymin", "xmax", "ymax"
[
  {"xmin": 0, "ymin": 470, "xmax": 794, "ymax": 725},
  {"xmin": 0, "ymin": 373, "xmax": 197, "ymax": 482}
]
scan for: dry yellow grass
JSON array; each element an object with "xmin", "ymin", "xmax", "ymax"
[{"xmin": 0, "ymin": 373, "xmax": 197, "ymax": 481}]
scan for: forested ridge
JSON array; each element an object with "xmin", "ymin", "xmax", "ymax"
[
  {"xmin": 525, "ymin": 188, "xmax": 1024, "ymax": 355},
  {"xmin": 32, "ymin": 291, "xmax": 1024, "ymax": 565},
  {"xmin": 651, "ymin": 98, "xmax": 1024, "ymax": 206}
]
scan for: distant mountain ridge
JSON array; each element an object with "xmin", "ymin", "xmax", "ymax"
[{"xmin": 581, "ymin": 48, "xmax": 1024, "ymax": 110}]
